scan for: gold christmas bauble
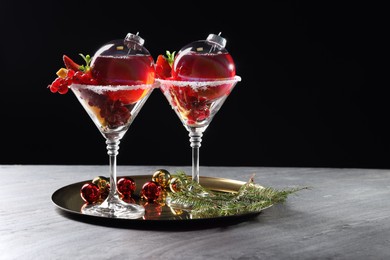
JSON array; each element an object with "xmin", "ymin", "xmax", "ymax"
[
  {"xmin": 92, "ymin": 176, "xmax": 110, "ymax": 192},
  {"xmin": 169, "ymin": 177, "xmax": 187, "ymax": 193},
  {"xmin": 152, "ymin": 169, "xmax": 171, "ymax": 189}
]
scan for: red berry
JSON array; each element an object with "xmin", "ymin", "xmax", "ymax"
[
  {"xmin": 117, "ymin": 177, "xmax": 136, "ymax": 198},
  {"xmin": 49, "ymin": 84, "xmax": 58, "ymax": 93},
  {"xmin": 67, "ymin": 69, "xmax": 75, "ymax": 78},
  {"xmin": 58, "ymin": 86, "xmax": 68, "ymax": 94},
  {"xmin": 72, "ymin": 71, "xmax": 94, "ymax": 85},
  {"xmin": 52, "ymin": 77, "xmax": 62, "ymax": 87},
  {"xmin": 64, "ymin": 77, "xmax": 72, "ymax": 86},
  {"xmin": 80, "ymin": 183, "xmax": 101, "ymax": 204},
  {"xmin": 73, "ymin": 71, "xmax": 83, "ymax": 83},
  {"xmin": 80, "ymin": 72, "xmax": 91, "ymax": 82},
  {"xmin": 57, "ymin": 79, "xmax": 69, "ymax": 94}
]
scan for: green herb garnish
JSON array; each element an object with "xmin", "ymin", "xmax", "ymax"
[{"xmin": 78, "ymin": 53, "xmax": 91, "ymax": 72}]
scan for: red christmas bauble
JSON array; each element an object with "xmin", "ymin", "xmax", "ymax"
[
  {"xmin": 80, "ymin": 183, "xmax": 101, "ymax": 204},
  {"xmin": 117, "ymin": 177, "xmax": 136, "ymax": 198},
  {"xmin": 141, "ymin": 181, "xmax": 162, "ymax": 202}
]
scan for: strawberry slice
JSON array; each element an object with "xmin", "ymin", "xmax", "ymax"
[
  {"xmin": 155, "ymin": 55, "xmax": 171, "ymax": 79},
  {"xmin": 63, "ymin": 55, "xmax": 80, "ymax": 71},
  {"xmin": 155, "ymin": 51, "xmax": 175, "ymax": 79}
]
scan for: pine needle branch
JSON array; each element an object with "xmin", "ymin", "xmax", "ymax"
[{"xmin": 168, "ymin": 171, "xmax": 308, "ymax": 218}]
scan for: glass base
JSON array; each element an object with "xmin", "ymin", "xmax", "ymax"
[
  {"xmin": 166, "ymin": 197, "xmax": 193, "ymax": 211},
  {"xmin": 81, "ymin": 195, "xmax": 145, "ymax": 219},
  {"xmin": 166, "ymin": 190, "xmax": 209, "ymax": 211}
]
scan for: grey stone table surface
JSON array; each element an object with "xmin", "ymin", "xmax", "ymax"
[{"xmin": 1, "ymin": 165, "xmax": 389, "ymax": 260}]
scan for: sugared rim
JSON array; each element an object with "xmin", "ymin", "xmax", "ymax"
[
  {"xmin": 155, "ymin": 75, "xmax": 241, "ymax": 87},
  {"xmin": 70, "ymin": 83, "xmax": 158, "ymax": 91}
]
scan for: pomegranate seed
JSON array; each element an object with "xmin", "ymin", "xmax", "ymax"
[{"xmin": 49, "ymin": 84, "xmax": 58, "ymax": 93}]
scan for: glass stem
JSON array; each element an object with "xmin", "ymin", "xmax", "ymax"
[
  {"xmin": 189, "ymin": 128, "xmax": 203, "ymax": 183},
  {"xmin": 106, "ymin": 138, "xmax": 120, "ymax": 203}
]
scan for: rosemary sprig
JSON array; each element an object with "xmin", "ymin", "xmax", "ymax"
[{"xmin": 168, "ymin": 171, "xmax": 308, "ymax": 218}]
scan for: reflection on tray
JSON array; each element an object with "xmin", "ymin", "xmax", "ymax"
[{"xmin": 80, "ymin": 197, "xmax": 192, "ymax": 221}]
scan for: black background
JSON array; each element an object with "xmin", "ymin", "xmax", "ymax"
[{"xmin": 0, "ymin": 1, "xmax": 386, "ymax": 168}]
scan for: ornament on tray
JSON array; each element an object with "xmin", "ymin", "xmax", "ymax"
[
  {"xmin": 140, "ymin": 181, "xmax": 163, "ymax": 202},
  {"xmin": 80, "ymin": 183, "xmax": 101, "ymax": 204},
  {"xmin": 152, "ymin": 169, "xmax": 172, "ymax": 189},
  {"xmin": 169, "ymin": 176, "xmax": 188, "ymax": 193},
  {"xmin": 80, "ymin": 176, "xmax": 137, "ymax": 203},
  {"xmin": 117, "ymin": 177, "xmax": 136, "ymax": 199},
  {"xmin": 92, "ymin": 176, "xmax": 110, "ymax": 200}
]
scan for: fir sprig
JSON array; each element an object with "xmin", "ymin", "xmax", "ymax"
[{"xmin": 169, "ymin": 171, "xmax": 308, "ymax": 218}]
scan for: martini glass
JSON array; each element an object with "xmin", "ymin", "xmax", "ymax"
[
  {"xmin": 71, "ymin": 83, "xmax": 154, "ymax": 218},
  {"xmin": 72, "ymin": 33, "xmax": 155, "ymax": 218},
  {"xmin": 157, "ymin": 76, "xmax": 241, "ymax": 207}
]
